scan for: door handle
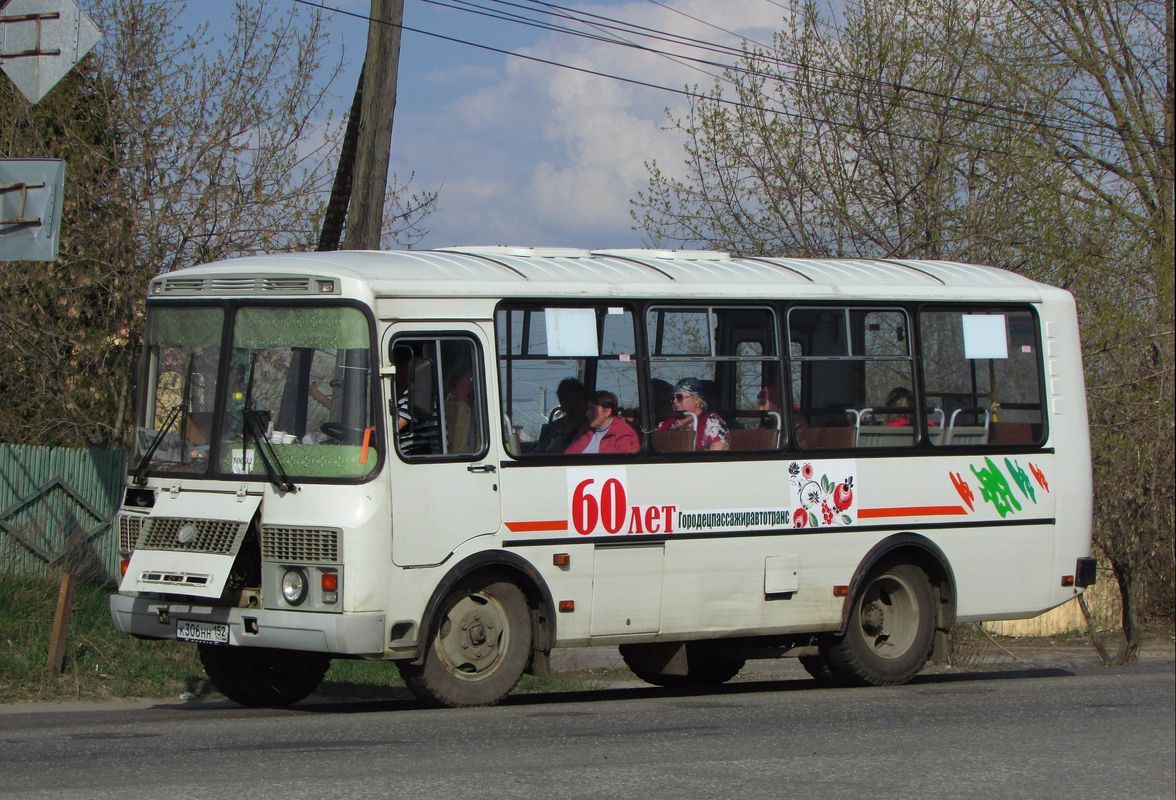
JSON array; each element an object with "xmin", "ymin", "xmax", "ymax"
[{"xmin": 467, "ymin": 464, "xmax": 497, "ymax": 474}]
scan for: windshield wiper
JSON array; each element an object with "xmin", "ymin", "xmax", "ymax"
[
  {"xmin": 132, "ymin": 404, "xmax": 182, "ymax": 486},
  {"xmin": 240, "ymin": 353, "xmax": 297, "ymax": 493},
  {"xmin": 243, "ymin": 408, "xmax": 297, "ymax": 493}
]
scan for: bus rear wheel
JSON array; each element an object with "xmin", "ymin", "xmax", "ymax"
[
  {"xmin": 823, "ymin": 561, "xmax": 934, "ymax": 686},
  {"xmin": 198, "ymin": 645, "xmax": 329, "ymax": 707},
  {"xmin": 400, "ymin": 576, "xmax": 531, "ymax": 708}
]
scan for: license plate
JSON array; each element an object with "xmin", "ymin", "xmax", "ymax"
[{"xmin": 176, "ymin": 619, "xmax": 229, "ymax": 645}]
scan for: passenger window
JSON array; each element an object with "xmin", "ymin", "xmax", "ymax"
[
  {"xmin": 647, "ymin": 306, "xmax": 782, "ymax": 453},
  {"xmin": 391, "ymin": 337, "xmax": 486, "ymax": 459},
  {"xmin": 788, "ymin": 307, "xmax": 915, "ymax": 449},
  {"xmin": 920, "ymin": 309, "xmax": 1044, "ymax": 446},
  {"xmin": 496, "ymin": 305, "xmax": 640, "ymax": 456}
]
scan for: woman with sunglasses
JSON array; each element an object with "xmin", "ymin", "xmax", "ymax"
[{"xmin": 656, "ymin": 377, "xmax": 730, "ymax": 451}]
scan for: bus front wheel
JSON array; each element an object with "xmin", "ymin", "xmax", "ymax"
[
  {"xmin": 823, "ymin": 561, "xmax": 934, "ymax": 686},
  {"xmin": 400, "ymin": 576, "xmax": 531, "ymax": 707},
  {"xmin": 198, "ymin": 645, "xmax": 329, "ymax": 707}
]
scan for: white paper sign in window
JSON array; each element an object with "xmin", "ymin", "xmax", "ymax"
[
  {"xmin": 545, "ymin": 308, "xmax": 599, "ymax": 357},
  {"xmin": 962, "ymin": 314, "xmax": 1008, "ymax": 360}
]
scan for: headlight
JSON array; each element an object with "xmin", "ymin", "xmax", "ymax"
[{"xmin": 280, "ymin": 568, "xmax": 308, "ymax": 605}]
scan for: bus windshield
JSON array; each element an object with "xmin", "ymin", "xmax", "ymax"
[{"xmin": 137, "ymin": 304, "xmax": 377, "ymax": 481}]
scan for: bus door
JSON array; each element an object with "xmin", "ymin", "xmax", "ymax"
[{"xmin": 385, "ymin": 326, "xmax": 501, "ymax": 566}]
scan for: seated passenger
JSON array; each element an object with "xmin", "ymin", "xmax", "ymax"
[
  {"xmin": 657, "ymin": 377, "xmax": 730, "ymax": 451},
  {"xmin": 881, "ymin": 386, "xmax": 914, "ymax": 427},
  {"xmin": 565, "ymin": 391, "xmax": 639, "ymax": 454},
  {"xmin": 757, "ymin": 386, "xmax": 783, "ymax": 429},
  {"xmin": 536, "ymin": 378, "xmax": 588, "ymax": 454}
]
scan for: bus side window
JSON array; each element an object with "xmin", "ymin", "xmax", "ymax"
[
  {"xmin": 647, "ymin": 306, "xmax": 782, "ymax": 453},
  {"xmin": 919, "ymin": 309, "xmax": 1045, "ymax": 447},
  {"xmin": 495, "ymin": 304, "xmax": 640, "ymax": 456},
  {"xmin": 392, "ymin": 337, "xmax": 486, "ymax": 459},
  {"xmin": 788, "ymin": 307, "xmax": 915, "ymax": 449}
]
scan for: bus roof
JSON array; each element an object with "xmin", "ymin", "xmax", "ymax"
[{"xmin": 154, "ymin": 247, "xmax": 1065, "ymax": 303}]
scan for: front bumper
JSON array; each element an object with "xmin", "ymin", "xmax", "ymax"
[{"xmin": 109, "ymin": 593, "xmax": 386, "ymax": 656}]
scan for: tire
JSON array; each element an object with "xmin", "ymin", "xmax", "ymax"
[
  {"xmin": 198, "ymin": 646, "xmax": 329, "ymax": 707},
  {"xmin": 399, "ymin": 576, "xmax": 531, "ymax": 708},
  {"xmin": 823, "ymin": 561, "xmax": 935, "ymax": 686},
  {"xmin": 620, "ymin": 643, "xmax": 745, "ymax": 688},
  {"xmin": 798, "ymin": 654, "xmax": 842, "ymax": 686}
]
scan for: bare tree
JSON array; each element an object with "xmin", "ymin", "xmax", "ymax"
[
  {"xmin": 634, "ymin": 0, "xmax": 1174, "ymax": 653},
  {"xmin": 0, "ymin": 0, "xmax": 438, "ymax": 447},
  {"xmin": 990, "ymin": 0, "xmax": 1174, "ymax": 661}
]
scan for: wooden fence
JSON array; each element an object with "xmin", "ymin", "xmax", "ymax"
[{"xmin": 0, "ymin": 443, "xmax": 126, "ymax": 581}]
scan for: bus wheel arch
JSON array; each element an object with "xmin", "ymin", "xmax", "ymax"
[
  {"xmin": 400, "ymin": 551, "xmax": 556, "ymax": 707},
  {"xmin": 822, "ymin": 534, "xmax": 957, "ymax": 686}
]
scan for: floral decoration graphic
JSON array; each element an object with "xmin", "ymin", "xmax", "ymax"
[
  {"xmin": 788, "ymin": 461, "xmax": 856, "ymax": 528},
  {"xmin": 949, "ymin": 458, "xmax": 1051, "ymax": 519}
]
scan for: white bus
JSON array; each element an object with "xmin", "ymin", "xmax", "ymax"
[{"xmin": 110, "ymin": 247, "xmax": 1096, "ymax": 707}]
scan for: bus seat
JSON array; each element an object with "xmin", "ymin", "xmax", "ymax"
[
  {"xmin": 946, "ymin": 407, "xmax": 990, "ymax": 446},
  {"xmin": 444, "ymin": 397, "xmax": 473, "ymax": 453},
  {"xmin": 945, "ymin": 426, "xmax": 989, "ymax": 446},
  {"xmin": 797, "ymin": 426, "xmax": 854, "ymax": 449},
  {"xmin": 729, "ymin": 428, "xmax": 779, "ymax": 451},
  {"xmin": 185, "ymin": 412, "xmax": 213, "ymax": 445},
  {"xmin": 856, "ymin": 426, "xmax": 914, "ymax": 447},
  {"xmin": 654, "ymin": 428, "xmax": 695, "ymax": 452},
  {"xmin": 989, "ymin": 421, "xmax": 1033, "ymax": 444}
]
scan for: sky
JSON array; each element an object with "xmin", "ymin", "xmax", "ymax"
[{"xmin": 183, "ymin": 0, "xmax": 787, "ymax": 250}]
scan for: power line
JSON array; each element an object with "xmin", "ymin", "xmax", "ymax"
[{"xmin": 288, "ymin": 0, "xmax": 1136, "ymax": 156}]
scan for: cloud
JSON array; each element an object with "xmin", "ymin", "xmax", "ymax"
[{"xmin": 394, "ymin": 0, "xmax": 785, "ymax": 248}]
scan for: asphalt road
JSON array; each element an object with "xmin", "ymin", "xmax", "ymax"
[{"xmin": 1, "ymin": 662, "xmax": 1172, "ymax": 800}]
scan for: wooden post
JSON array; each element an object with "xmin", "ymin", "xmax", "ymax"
[
  {"xmin": 47, "ymin": 572, "xmax": 77, "ymax": 676},
  {"xmin": 343, "ymin": 0, "xmax": 405, "ymax": 251}
]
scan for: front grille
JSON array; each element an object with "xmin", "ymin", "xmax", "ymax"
[
  {"xmin": 118, "ymin": 512, "xmax": 145, "ymax": 553},
  {"xmin": 261, "ymin": 526, "xmax": 341, "ymax": 563},
  {"xmin": 138, "ymin": 517, "xmax": 248, "ymax": 554}
]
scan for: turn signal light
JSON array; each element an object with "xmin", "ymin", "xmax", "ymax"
[
  {"xmin": 833, "ymin": 585, "xmax": 849, "ymax": 597},
  {"xmin": 558, "ymin": 600, "xmax": 575, "ymax": 613},
  {"xmin": 1061, "ymin": 575, "xmax": 1075, "ymax": 587},
  {"xmin": 119, "ymin": 559, "xmax": 130, "ymax": 577},
  {"xmin": 321, "ymin": 572, "xmax": 339, "ymax": 592},
  {"xmin": 553, "ymin": 553, "xmax": 571, "ymax": 567}
]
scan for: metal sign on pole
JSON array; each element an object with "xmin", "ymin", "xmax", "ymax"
[
  {"xmin": 0, "ymin": 0, "xmax": 102, "ymax": 104},
  {"xmin": 0, "ymin": 158, "xmax": 65, "ymax": 262}
]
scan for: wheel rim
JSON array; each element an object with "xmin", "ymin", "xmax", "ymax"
[
  {"xmin": 435, "ymin": 591, "xmax": 511, "ymax": 681},
  {"xmin": 854, "ymin": 572, "xmax": 919, "ymax": 660}
]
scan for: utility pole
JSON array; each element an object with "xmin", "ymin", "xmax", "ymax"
[{"xmin": 342, "ymin": 0, "xmax": 404, "ymax": 250}]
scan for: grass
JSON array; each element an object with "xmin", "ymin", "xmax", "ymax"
[
  {"xmin": 0, "ymin": 575, "xmax": 601, "ymax": 704},
  {"xmin": 0, "ymin": 574, "xmax": 204, "ymax": 702}
]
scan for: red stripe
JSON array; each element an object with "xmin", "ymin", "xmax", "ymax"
[
  {"xmin": 858, "ymin": 505, "xmax": 968, "ymax": 519},
  {"xmin": 505, "ymin": 519, "xmax": 569, "ymax": 533}
]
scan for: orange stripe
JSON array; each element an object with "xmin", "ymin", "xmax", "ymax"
[
  {"xmin": 858, "ymin": 505, "xmax": 968, "ymax": 519},
  {"xmin": 505, "ymin": 519, "xmax": 570, "ymax": 533}
]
